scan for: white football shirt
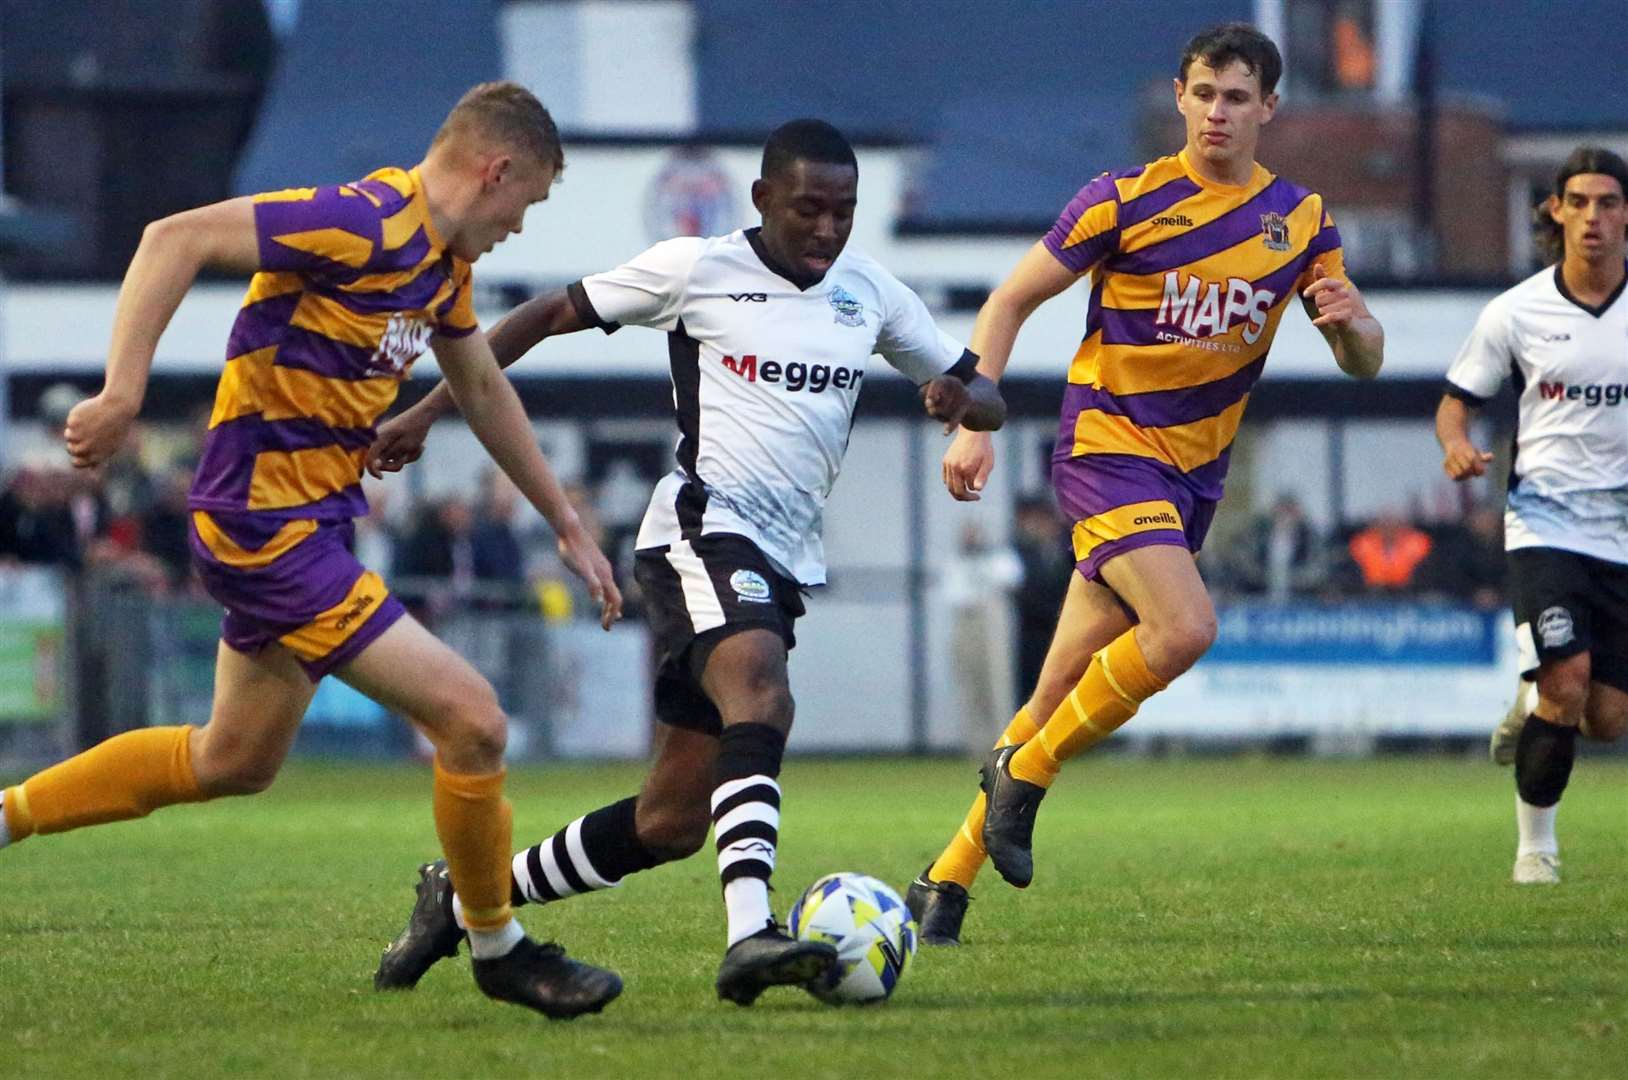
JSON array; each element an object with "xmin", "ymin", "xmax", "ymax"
[
  {"xmin": 575, "ymin": 228, "xmax": 972, "ymax": 585},
  {"xmin": 1445, "ymin": 263, "xmax": 1628, "ymax": 563}
]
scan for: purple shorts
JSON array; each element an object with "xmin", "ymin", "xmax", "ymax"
[
  {"xmin": 188, "ymin": 510, "xmax": 406, "ymax": 681},
  {"xmin": 1051, "ymin": 456, "xmax": 1217, "ymax": 583}
]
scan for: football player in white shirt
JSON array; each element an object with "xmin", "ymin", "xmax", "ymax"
[
  {"xmin": 368, "ymin": 120, "xmax": 1004, "ymax": 1003},
  {"xmin": 1436, "ymin": 146, "xmax": 1628, "ymax": 885}
]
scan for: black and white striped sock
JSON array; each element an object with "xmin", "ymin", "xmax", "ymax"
[
  {"xmin": 711, "ymin": 723, "xmax": 787, "ymax": 946},
  {"xmin": 509, "ymin": 796, "xmax": 661, "ymax": 905}
]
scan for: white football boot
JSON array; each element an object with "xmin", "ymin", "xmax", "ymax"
[
  {"xmin": 1512, "ymin": 851, "xmax": 1561, "ymax": 884},
  {"xmin": 1490, "ymin": 680, "xmax": 1536, "ymax": 766}
]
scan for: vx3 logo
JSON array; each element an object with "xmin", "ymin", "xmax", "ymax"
[{"xmin": 729, "ymin": 292, "xmax": 768, "ymax": 302}]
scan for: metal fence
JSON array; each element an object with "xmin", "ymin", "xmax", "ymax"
[{"xmin": 1, "ymin": 569, "xmax": 651, "ymax": 765}]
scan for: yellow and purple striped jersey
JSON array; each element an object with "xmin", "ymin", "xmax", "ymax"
[
  {"xmin": 1044, "ymin": 149, "xmax": 1345, "ymax": 499},
  {"xmin": 189, "ymin": 166, "xmax": 478, "ymax": 522}
]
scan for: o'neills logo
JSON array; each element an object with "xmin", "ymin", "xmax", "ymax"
[
  {"xmin": 1152, "ymin": 214, "xmax": 1194, "ymax": 227},
  {"xmin": 1133, "ymin": 512, "xmax": 1180, "ymax": 527},
  {"xmin": 334, "ymin": 593, "xmax": 377, "ymax": 633}
]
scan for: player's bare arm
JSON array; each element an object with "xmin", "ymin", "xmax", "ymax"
[
  {"xmin": 368, "ymin": 289, "xmax": 588, "ymax": 475},
  {"xmin": 431, "ymin": 328, "xmax": 623, "ymax": 629},
  {"xmin": 1435, "ymin": 393, "xmax": 1493, "ymax": 480},
  {"xmin": 1301, "ymin": 261, "xmax": 1383, "ymax": 379},
  {"xmin": 66, "ymin": 197, "xmax": 260, "ymax": 468},
  {"xmin": 944, "ymin": 241, "xmax": 1076, "ymax": 501},
  {"xmin": 923, "ymin": 372, "xmax": 1006, "ymax": 434}
]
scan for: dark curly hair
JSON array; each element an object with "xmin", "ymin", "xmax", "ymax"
[
  {"xmin": 1532, "ymin": 146, "xmax": 1628, "ymax": 264},
  {"xmin": 1179, "ymin": 23, "xmax": 1283, "ymax": 96}
]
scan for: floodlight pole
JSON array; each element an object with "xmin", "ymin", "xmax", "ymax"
[
  {"xmin": 0, "ymin": 23, "xmax": 9, "ymax": 460},
  {"xmin": 907, "ymin": 422, "xmax": 927, "ymax": 753},
  {"xmin": 0, "ymin": 268, "xmax": 9, "ymax": 464}
]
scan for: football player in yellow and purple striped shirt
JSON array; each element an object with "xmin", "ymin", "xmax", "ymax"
[
  {"xmin": 0, "ymin": 82, "xmax": 625, "ymax": 1018},
  {"xmin": 907, "ymin": 23, "xmax": 1385, "ymax": 944}
]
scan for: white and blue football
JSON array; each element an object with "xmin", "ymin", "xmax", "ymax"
[{"xmin": 787, "ymin": 871, "xmax": 917, "ymax": 1004}]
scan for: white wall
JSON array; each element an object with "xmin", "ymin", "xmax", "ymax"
[{"xmin": 501, "ymin": 0, "xmax": 697, "ymax": 134}]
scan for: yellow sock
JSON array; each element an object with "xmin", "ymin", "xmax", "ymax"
[
  {"xmin": 2, "ymin": 784, "xmax": 33, "ymax": 841},
  {"xmin": 5, "ymin": 726, "xmax": 203, "ymax": 841},
  {"xmin": 432, "ymin": 757, "xmax": 514, "ymax": 931},
  {"xmin": 1009, "ymin": 631, "xmax": 1167, "ymax": 788},
  {"xmin": 928, "ymin": 707, "xmax": 1041, "ymax": 887}
]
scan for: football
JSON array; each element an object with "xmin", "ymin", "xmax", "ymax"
[{"xmin": 787, "ymin": 871, "xmax": 917, "ymax": 1004}]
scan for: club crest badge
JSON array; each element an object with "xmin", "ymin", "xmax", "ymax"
[
  {"xmin": 829, "ymin": 284, "xmax": 865, "ymax": 328},
  {"xmin": 1259, "ymin": 211, "xmax": 1291, "ymax": 252},
  {"xmin": 642, "ymin": 148, "xmax": 737, "ymax": 243},
  {"xmin": 1537, "ymin": 605, "xmax": 1575, "ymax": 649},
  {"xmin": 730, "ymin": 569, "xmax": 773, "ymax": 603}
]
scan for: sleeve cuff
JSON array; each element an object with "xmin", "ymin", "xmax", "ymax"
[
  {"xmin": 567, "ymin": 280, "xmax": 620, "ymax": 335},
  {"xmin": 1443, "ymin": 380, "xmax": 1490, "ymax": 407},
  {"xmin": 943, "ymin": 349, "xmax": 980, "ymax": 384}
]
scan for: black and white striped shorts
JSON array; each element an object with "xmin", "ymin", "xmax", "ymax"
[{"xmin": 633, "ymin": 533, "xmax": 806, "ymax": 735}]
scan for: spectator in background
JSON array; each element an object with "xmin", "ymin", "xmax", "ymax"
[
  {"xmin": 1235, "ymin": 494, "xmax": 1326, "ymax": 601},
  {"xmin": 1011, "ymin": 495, "xmax": 1071, "ymax": 701},
  {"xmin": 939, "ymin": 521, "xmax": 1022, "ymax": 754},
  {"xmin": 393, "ymin": 497, "xmax": 475, "ymax": 618},
  {"xmin": 526, "ymin": 483, "xmax": 611, "ymax": 622},
  {"xmin": 352, "ymin": 482, "xmax": 397, "ymax": 579},
  {"xmin": 0, "ymin": 464, "xmax": 84, "ymax": 569},
  {"xmin": 1416, "ymin": 502, "xmax": 1505, "ymax": 608},
  {"xmin": 1345, "ymin": 508, "xmax": 1432, "ymax": 596},
  {"xmin": 595, "ymin": 457, "xmax": 653, "ymax": 563},
  {"xmin": 470, "ymin": 469, "xmax": 526, "ymax": 606},
  {"xmin": 137, "ymin": 465, "xmax": 196, "ymax": 591},
  {"xmin": 94, "ymin": 427, "xmax": 157, "ymax": 554}
]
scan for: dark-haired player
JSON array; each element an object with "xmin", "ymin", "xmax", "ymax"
[
  {"xmin": 0, "ymin": 83, "xmax": 626, "ymax": 1017},
  {"xmin": 368, "ymin": 119, "xmax": 1005, "ymax": 1004},
  {"xmin": 1439, "ymin": 145, "xmax": 1628, "ymax": 884},
  {"xmin": 907, "ymin": 22, "xmax": 1385, "ymax": 944}
]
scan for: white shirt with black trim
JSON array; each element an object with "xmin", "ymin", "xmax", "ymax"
[
  {"xmin": 575, "ymin": 228, "xmax": 971, "ymax": 586},
  {"xmin": 1445, "ymin": 263, "xmax": 1628, "ymax": 563}
]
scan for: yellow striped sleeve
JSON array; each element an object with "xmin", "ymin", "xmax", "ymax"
[
  {"xmin": 254, "ymin": 187, "xmax": 319, "ymax": 204},
  {"xmin": 266, "ymin": 227, "xmax": 374, "ymax": 270},
  {"xmin": 1062, "ymin": 199, "xmax": 1118, "ymax": 250}
]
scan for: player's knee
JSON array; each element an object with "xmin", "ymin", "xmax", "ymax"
[
  {"xmin": 191, "ymin": 727, "xmax": 283, "ymax": 797},
  {"xmin": 431, "ymin": 678, "xmax": 509, "ymax": 763},
  {"xmin": 1150, "ymin": 609, "xmax": 1217, "ymax": 672},
  {"xmin": 196, "ymin": 752, "xmax": 280, "ymax": 797},
  {"xmin": 1581, "ymin": 699, "xmax": 1628, "ymax": 742},
  {"xmin": 635, "ymin": 801, "xmax": 710, "ymax": 860},
  {"xmin": 717, "ymin": 661, "xmax": 794, "ymax": 728},
  {"xmin": 1537, "ymin": 659, "xmax": 1590, "ymax": 721},
  {"xmin": 734, "ymin": 681, "xmax": 794, "ymax": 729},
  {"xmin": 455, "ymin": 703, "xmax": 509, "ymax": 764}
]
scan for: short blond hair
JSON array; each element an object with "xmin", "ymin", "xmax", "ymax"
[{"xmin": 432, "ymin": 81, "xmax": 564, "ymax": 174}]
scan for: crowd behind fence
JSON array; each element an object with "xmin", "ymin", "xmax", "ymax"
[{"xmin": 0, "ymin": 402, "xmax": 1534, "ymax": 763}]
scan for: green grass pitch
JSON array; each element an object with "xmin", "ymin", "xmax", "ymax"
[{"xmin": 2, "ymin": 755, "xmax": 1623, "ymax": 1078}]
